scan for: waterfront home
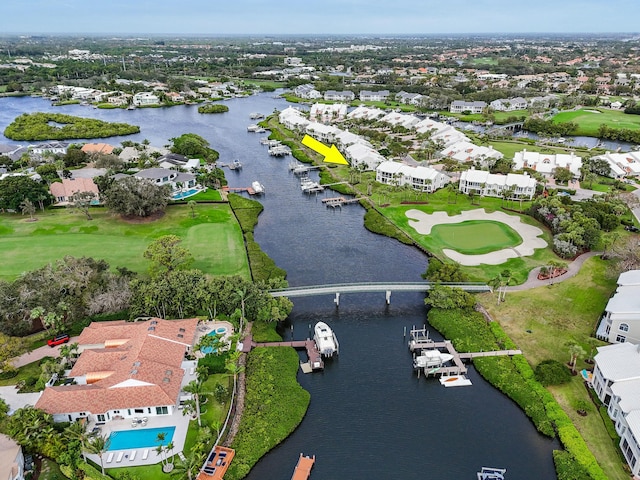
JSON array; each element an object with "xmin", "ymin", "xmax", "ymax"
[
  {"xmin": 132, "ymin": 92, "xmax": 160, "ymax": 106},
  {"xmin": 592, "ymin": 342, "xmax": 640, "ymax": 477},
  {"xmin": 293, "ymin": 84, "xmax": 322, "ymax": 100},
  {"xmin": 279, "ymin": 106, "xmax": 310, "ymax": 131},
  {"xmin": 592, "ymin": 151, "xmax": 640, "ymax": 179},
  {"xmin": 0, "ymin": 434, "xmax": 24, "ymax": 480},
  {"xmin": 345, "ymin": 143, "xmax": 386, "ymax": 171},
  {"xmin": 512, "ymin": 150, "xmax": 583, "ymax": 178},
  {"xmin": 414, "ymin": 118, "xmax": 470, "ymax": 148},
  {"xmin": 396, "ymin": 91, "xmax": 424, "ymax": 105},
  {"xmin": 49, "ymin": 177, "xmax": 100, "ymax": 204},
  {"xmin": 29, "ymin": 141, "xmax": 69, "ymax": 157},
  {"xmin": 379, "ymin": 111, "xmax": 421, "ymax": 129},
  {"xmin": 346, "ymin": 105, "xmax": 386, "ymax": 121},
  {"xmin": 489, "ymin": 97, "xmax": 528, "ymax": 111},
  {"xmin": 81, "ymin": 143, "xmax": 115, "ymax": 156},
  {"xmin": 376, "ymin": 160, "xmax": 450, "ymax": 192},
  {"xmin": 107, "ymin": 93, "xmax": 132, "ymax": 106},
  {"xmin": 458, "ymin": 169, "xmax": 536, "ymax": 199},
  {"xmin": 596, "ymin": 270, "xmax": 640, "ymax": 345},
  {"xmin": 440, "ymin": 140, "xmax": 503, "ymax": 167},
  {"xmin": 309, "ymin": 103, "xmax": 348, "ymax": 122},
  {"xmin": 305, "ymin": 122, "xmax": 339, "ymax": 144},
  {"xmin": 157, "ymin": 153, "xmax": 200, "ymax": 172},
  {"xmin": 449, "ymin": 100, "xmax": 487, "ymax": 114},
  {"xmin": 134, "ymin": 168, "xmax": 197, "ymax": 191},
  {"xmin": 36, "ymin": 318, "xmax": 199, "ymax": 424},
  {"xmin": 118, "ymin": 145, "xmax": 169, "ymax": 163},
  {"xmin": 324, "ymin": 90, "xmax": 355, "ymax": 102},
  {"xmin": 334, "ymin": 130, "xmax": 373, "ymax": 150},
  {"xmin": 359, "ymin": 90, "xmax": 390, "ymax": 102}
]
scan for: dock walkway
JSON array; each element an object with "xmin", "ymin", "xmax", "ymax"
[
  {"xmin": 291, "ymin": 453, "xmax": 315, "ymax": 480},
  {"xmin": 250, "ymin": 339, "xmax": 325, "ymax": 370},
  {"xmin": 409, "ymin": 328, "xmax": 522, "ymax": 378}
]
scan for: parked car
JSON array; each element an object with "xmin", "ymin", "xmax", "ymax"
[
  {"xmin": 624, "ymin": 225, "xmax": 640, "ymax": 233},
  {"xmin": 47, "ymin": 334, "xmax": 70, "ymax": 347}
]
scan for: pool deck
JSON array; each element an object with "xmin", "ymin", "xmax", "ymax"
[
  {"xmin": 195, "ymin": 320, "xmax": 235, "ymax": 358},
  {"xmin": 84, "ymin": 359, "xmax": 199, "ymax": 468}
]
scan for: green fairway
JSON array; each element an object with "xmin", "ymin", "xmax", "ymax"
[
  {"xmin": 0, "ymin": 204, "xmax": 250, "ymax": 281},
  {"xmin": 431, "ymin": 220, "xmax": 522, "ymax": 254},
  {"xmin": 552, "ymin": 108, "xmax": 640, "ymax": 136}
]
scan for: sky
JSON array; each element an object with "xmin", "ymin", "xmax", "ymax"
[{"xmin": 1, "ymin": 0, "xmax": 639, "ymax": 36}]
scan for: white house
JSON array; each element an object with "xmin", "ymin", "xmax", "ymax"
[
  {"xmin": 293, "ymin": 84, "xmax": 321, "ymax": 99},
  {"xmin": 596, "ymin": 270, "xmax": 640, "ymax": 345},
  {"xmin": 0, "ymin": 434, "xmax": 24, "ymax": 480},
  {"xmin": 309, "ymin": 103, "xmax": 348, "ymax": 122},
  {"xmin": 379, "ymin": 112, "xmax": 421, "ymax": 129},
  {"xmin": 592, "ymin": 151, "xmax": 640, "ymax": 179},
  {"xmin": 449, "ymin": 100, "xmax": 487, "ymax": 114},
  {"xmin": 440, "ymin": 140, "xmax": 503, "ymax": 167},
  {"xmin": 414, "ymin": 118, "xmax": 470, "ymax": 148},
  {"xmin": 334, "ymin": 130, "xmax": 372, "ymax": 150},
  {"xmin": 134, "ymin": 168, "xmax": 197, "ymax": 191},
  {"xmin": 132, "ymin": 92, "xmax": 160, "ymax": 106},
  {"xmin": 375, "ymin": 161, "xmax": 450, "ymax": 192},
  {"xmin": 459, "ymin": 169, "xmax": 536, "ymax": 199},
  {"xmin": 592, "ymin": 342, "xmax": 640, "ymax": 477},
  {"xmin": 29, "ymin": 142, "xmax": 69, "ymax": 156},
  {"xmin": 36, "ymin": 318, "xmax": 199, "ymax": 425},
  {"xmin": 396, "ymin": 91, "xmax": 424, "ymax": 105},
  {"xmin": 324, "ymin": 90, "xmax": 355, "ymax": 102},
  {"xmin": 278, "ymin": 106, "xmax": 310, "ymax": 131},
  {"xmin": 489, "ymin": 97, "xmax": 528, "ymax": 111},
  {"xmin": 513, "ymin": 150, "xmax": 583, "ymax": 178},
  {"xmin": 347, "ymin": 105, "xmax": 386, "ymax": 121},
  {"xmin": 305, "ymin": 122, "xmax": 339, "ymax": 143},
  {"xmin": 345, "ymin": 143, "xmax": 386, "ymax": 171},
  {"xmin": 359, "ymin": 90, "xmax": 390, "ymax": 102}
]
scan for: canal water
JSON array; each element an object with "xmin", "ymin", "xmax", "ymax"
[{"xmin": 0, "ymin": 94, "xmax": 559, "ymax": 479}]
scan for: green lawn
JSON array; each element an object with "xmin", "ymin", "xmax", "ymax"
[
  {"xmin": 431, "ymin": 220, "xmax": 522, "ymax": 254},
  {"xmin": 478, "ymin": 257, "xmax": 627, "ymax": 479},
  {"xmin": 553, "ymin": 108, "xmax": 640, "ymax": 136},
  {"xmin": 0, "ymin": 204, "xmax": 250, "ymax": 281}
]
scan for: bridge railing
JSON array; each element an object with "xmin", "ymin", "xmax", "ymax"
[{"xmin": 269, "ymin": 281, "xmax": 490, "ymax": 294}]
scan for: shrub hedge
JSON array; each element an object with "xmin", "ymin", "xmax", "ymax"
[{"xmin": 428, "ymin": 308, "xmax": 607, "ymax": 479}]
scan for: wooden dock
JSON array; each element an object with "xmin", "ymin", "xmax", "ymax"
[
  {"xmin": 408, "ymin": 328, "xmax": 522, "ymax": 378},
  {"xmin": 222, "ymin": 186, "xmax": 257, "ymax": 195},
  {"xmin": 197, "ymin": 446, "xmax": 235, "ymax": 480},
  {"xmin": 291, "ymin": 453, "xmax": 315, "ymax": 480},
  {"xmin": 252, "ymin": 339, "xmax": 325, "ymax": 371},
  {"xmin": 321, "ymin": 196, "xmax": 361, "ymax": 208}
]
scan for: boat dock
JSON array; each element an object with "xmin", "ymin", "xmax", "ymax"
[
  {"xmin": 291, "ymin": 453, "xmax": 315, "ymax": 480},
  {"xmin": 408, "ymin": 327, "xmax": 521, "ymax": 378},
  {"xmin": 322, "ymin": 196, "xmax": 361, "ymax": 208},
  {"xmin": 269, "ymin": 145, "xmax": 292, "ymax": 156},
  {"xmin": 244, "ymin": 335, "xmax": 325, "ymax": 372},
  {"xmin": 222, "ymin": 186, "xmax": 259, "ymax": 195},
  {"xmin": 197, "ymin": 446, "xmax": 235, "ymax": 480}
]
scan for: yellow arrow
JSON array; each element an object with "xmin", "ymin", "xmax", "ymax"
[{"xmin": 301, "ymin": 135, "xmax": 349, "ymax": 165}]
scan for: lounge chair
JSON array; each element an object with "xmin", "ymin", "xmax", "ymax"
[
  {"xmin": 129, "ymin": 450, "xmax": 136, "ymax": 461},
  {"xmin": 142, "ymin": 417, "xmax": 148, "ymax": 423},
  {"xmin": 142, "ymin": 449, "xmax": 149, "ymax": 460},
  {"xmin": 106, "ymin": 452, "xmax": 114, "ymax": 463},
  {"xmin": 116, "ymin": 452, "xmax": 124, "ymax": 463},
  {"xmin": 131, "ymin": 420, "xmax": 138, "ymax": 427}
]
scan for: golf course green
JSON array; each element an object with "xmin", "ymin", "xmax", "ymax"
[
  {"xmin": 0, "ymin": 203, "xmax": 250, "ymax": 281},
  {"xmin": 430, "ymin": 220, "xmax": 522, "ymax": 255},
  {"xmin": 552, "ymin": 108, "xmax": 640, "ymax": 136}
]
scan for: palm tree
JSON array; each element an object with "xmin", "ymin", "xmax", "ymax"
[
  {"xmin": 183, "ymin": 380, "xmax": 207, "ymax": 427},
  {"xmin": 446, "ymin": 183, "xmax": 457, "ymax": 204},
  {"xmin": 86, "ymin": 434, "xmax": 110, "ymax": 475},
  {"xmin": 187, "ymin": 200, "xmax": 197, "ymax": 218},
  {"xmin": 171, "ymin": 449, "xmax": 205, "ymax": 480},
  {"xmin": 164, "ymin": 440, "xmax": 175, "ymax": 469},
  {"xmin": 59, "ymin": 342, "xmax": 79, "ymax": 367},
  {"xmin": 65, "ymin": 421, "xmax": 90, "ymax": 462},
  {"xmin": 20, "ymin": 198, "xmax": 36, "ymax": 221},
  {"xmin": 568, "ymin": 344, "xmax": 586, "ymax": 374}
]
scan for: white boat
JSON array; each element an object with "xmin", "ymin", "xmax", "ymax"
[
  {"xmin": 314, "ymin": 322, "xmax": 339, "ymax": 357},
  {"xmin": 300, "ymin": 179, "xmax": 321, "ymax": 192},
  {"xmin": 251, "ymin": 181, "xmax": 264, "ymax": 194},
  {"xmin": 247, "ymin": 124, "xmax": 260, "ymax": 132},
  {"xmin": 439, "ymin": 375, "xmax": 472, "ymax": 387},
  {"xmin": 413, "ymin": 349, "xmax": 454, "ymax": 369},
  {"xmin": 249, "ymin": 112, "xmax": 264, "ymax": 119},
  {"xmin": 232, "ymin": 159, "xmax": 242, "ymax": 169},
  {"xmin": 477, "ymin": 467, "xmax": 506, "ymax": 480}
]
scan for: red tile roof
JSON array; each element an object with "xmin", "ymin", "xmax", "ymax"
[
  {"xmin": 49, "ymin": 177, "xmax": 99, "ymax": 201},
  {"xmin": 36, "ymin": 318, "xmax": 198, "ymax": 416}
]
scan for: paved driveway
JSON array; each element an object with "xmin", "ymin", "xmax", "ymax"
[{"xmin": 0, "ymin": 386, "xmax": 41, "ymax": 414}]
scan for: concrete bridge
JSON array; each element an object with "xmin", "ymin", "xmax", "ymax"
[{"xmin": 269, "ymin": 282, "xmax": 491, "ymax": 306}]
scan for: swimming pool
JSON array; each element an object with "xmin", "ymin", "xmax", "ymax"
[
  {"xmin": 172, "ymin": 188, "xmax": 199, "ymax": 200},
  {"xmin": 108, "ymin": 426, "xmax": 175, "ymax": 451},
  {"xmin": 200, "ymin": 327, "xmax": 229, "ymax": 354}
]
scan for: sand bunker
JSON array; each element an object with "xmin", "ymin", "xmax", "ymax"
[{"xmin": 406, "ymin": 208, "xmax": 547, "ymax": 266}]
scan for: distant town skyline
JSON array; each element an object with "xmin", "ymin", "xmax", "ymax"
[{"xmin": 2, "ymin": 0, "xmax": 639, "ymax": 36}]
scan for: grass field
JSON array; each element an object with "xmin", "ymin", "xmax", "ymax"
[
  {"xmin": 552, "ymin": 108, "xmax": 640, "ymax": 136},
  {"xmin": 477, "ymin": 257, "xmax": 628, "ymax": 479},
  {"xmin": 0, "ymin": 204, "xmax": 250, "ymax": 281},
  {"xmin": 430, "ymin": 220, "xmax": 522, "ymax": 254}
]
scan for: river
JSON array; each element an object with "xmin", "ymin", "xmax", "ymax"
[{"xmin": 0, "ymin": 94, "xmax": 559, "ymax": 479}]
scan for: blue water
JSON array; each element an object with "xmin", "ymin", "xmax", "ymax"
[
  {"xmin": 215, "ymin": 327, "xmax": 228, "ymax": 334},
  {"xmin": 172, "ymin": 188, "xmax": 200, "ymax": 200},
  {"xmin": 108, "ymin": 426, "xmax": 175, "ymax": 451},
  {"xmin": 201, "ymin": 328, "xmax": 226, "ymax": 354}
]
